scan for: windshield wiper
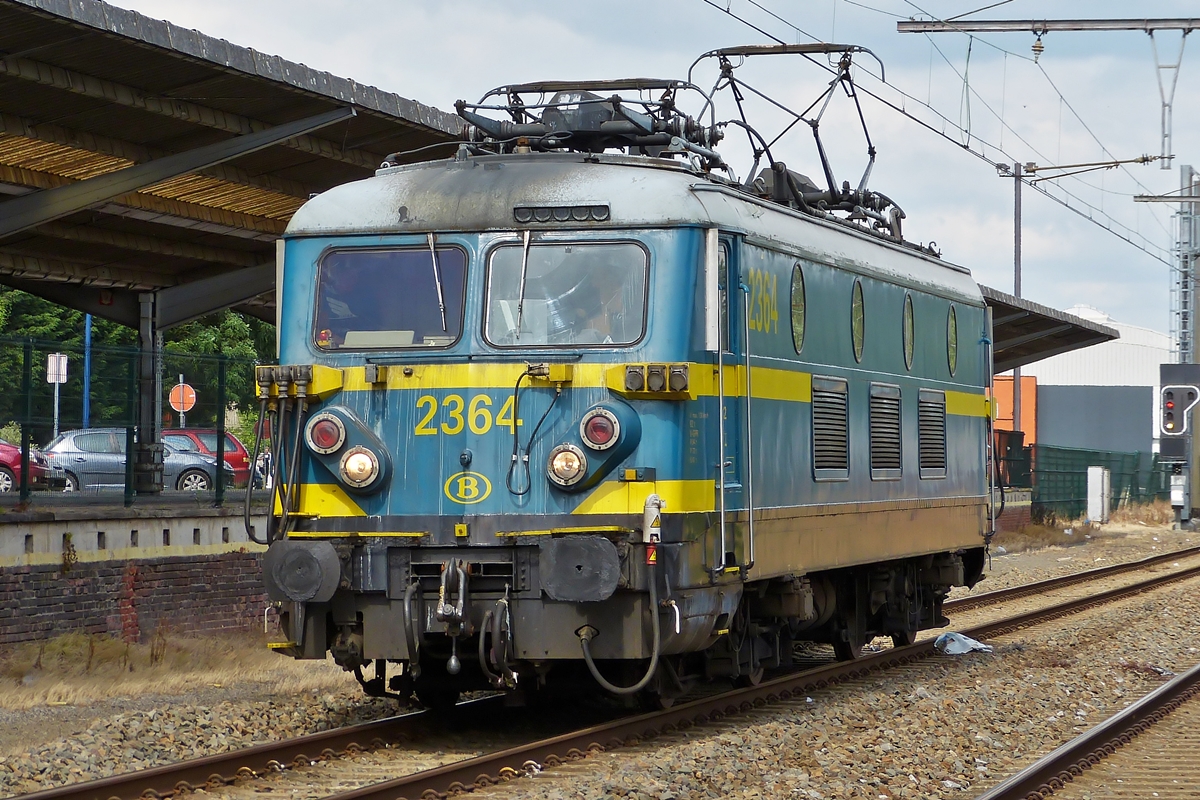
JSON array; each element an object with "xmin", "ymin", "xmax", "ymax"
[
  {"xmin": 427, "ymin": 232, "xmax": 448, "ymax": 331},
  {"xmin": 515, "ymin": 229, "xmax": 531, "ymax": 339}
]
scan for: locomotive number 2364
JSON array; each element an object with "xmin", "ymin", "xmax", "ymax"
[
  {"xmin": 414, "ymin": 394, "xmax": 524, "ymax": 436},
  {"xmin": 746, "ymin": 267, "xmax": 779, "ymax": 334}
]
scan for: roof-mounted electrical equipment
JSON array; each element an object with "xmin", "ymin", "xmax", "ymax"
[{"xmin": 436, "ymin": 44, "xmax": 932, "ymax": 251}]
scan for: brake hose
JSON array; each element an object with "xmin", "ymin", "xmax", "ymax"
[
  {"xmin": 279, "ymin": 379, "xmax": 308, "ymax": 536},
  {"xmin": 271, "ymin": 383, "xmax": 291, "ymax": 540},
  {"xmin": 245, "ymin": 395, "xmax": 270, "ymax": 545},
  {"xmin": 402, "ymin": 581, "xmax": 422, "ymax": 679},
  {"xmin": 579, "ymin": 561, "xmax": 661, "ymax": 695}
]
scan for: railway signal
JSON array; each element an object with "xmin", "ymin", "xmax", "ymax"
[{"xmin": 1160, "ymin": 384, "xmax": 1200, "ymax": 436}]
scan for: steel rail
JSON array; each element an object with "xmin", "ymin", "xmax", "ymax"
[
  {"xmin": 974, "ymin": 659, "xmax": 1200, "ymax": 800},
  {"xmin": 18, "ymin": 696, "xmax": 504, "ymax": 800},
  {"xmin": 325, "ymin": 561, "xmax": 1200, "ymax": 800},
  {"xmin": 944, "ymin": 544, "xmax": 1200, "ymax": 614}
]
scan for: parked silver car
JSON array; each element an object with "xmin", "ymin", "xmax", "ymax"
[{"xmin": 43, "ymin": 428, "xmax": 235, "ymax": 491}]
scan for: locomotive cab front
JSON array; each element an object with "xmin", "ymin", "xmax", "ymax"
[{"xmin": 259, "ymin": 188, "xmax": 747, "ymax": 705}]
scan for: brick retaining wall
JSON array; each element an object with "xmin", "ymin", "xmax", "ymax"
[{"xmin": 0, "ymin": 551, "xmax": 267, "ymax": 645}]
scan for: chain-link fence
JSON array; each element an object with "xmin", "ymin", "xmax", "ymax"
[
  {"xmin": 0, "ymin": 336, "xmax": 265, "ymax": 506},
  {"xmin": 1029, "ymin": 444, "xmax": 1171, "ymax": 523}
]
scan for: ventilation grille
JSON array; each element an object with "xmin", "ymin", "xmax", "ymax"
[
  {"xmin": 870, "ymin": 384, "xmax": 902, "ymax": 478},
  {"xmin": 918, "ymin": 389, "xmax": 947, "ymax": 478},
  {"xmin": 812, "ymin": 378, "xmax": 849, "ymax": 477}
]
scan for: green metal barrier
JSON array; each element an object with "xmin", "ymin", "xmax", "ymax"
[{"xmin": 1030, "ymin": 444, "xmax": 1170, "ymax": 523}]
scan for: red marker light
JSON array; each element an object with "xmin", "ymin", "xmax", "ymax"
[
  {"xmin": 310, "ymin": 419, "xmax": 343, "ymax": 451},
  {"xmin": 584, "ymin": 414, "xmax": 615, "ymax": 446},
  {"xmin": 1166, "ymin": 400, "xmax": 1176, "ymax": 409},
  {"xmin": 579, "ymin": 409, "xmax": 620, "ymax": 451}
]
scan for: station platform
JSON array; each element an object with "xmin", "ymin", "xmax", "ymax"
[
  {"xmin": 0, "ymin": 496, "xmax": 271, "ymax": 645},
  {"xmin": 0, "ymin": 495, "xmax": 268, "ymax": 567}
]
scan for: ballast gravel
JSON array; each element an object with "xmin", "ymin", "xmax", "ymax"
[
  {"xmin": 0, "ymin": 523, "xmax": 1195, "ymax": 799},
  {"xmin": 0, "ymin": 693, "xmax": 403, "ymax": 797}
]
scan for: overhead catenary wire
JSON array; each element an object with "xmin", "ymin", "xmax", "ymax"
[
  {"xmin": 945, "ymin": 0, "xmax": 1015, "ymax": 23},
  {"xmin": 696, "ymin": 0, "xmax": 1173, "ymax": 266},
  {"xmin": 701, "ymin": 2, "xmax": 1171, "ymax": 262},
  {"xmin": 900, "ymin": 0, "xmax": 1173, "ymax": 225}
]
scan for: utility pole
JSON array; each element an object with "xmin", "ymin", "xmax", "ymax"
[
  {"xmin": 995, "ymin": 162, "xmax": 1024, "ymax": 433},
  {"xmin": 1013, "ymin": 162, "xmax": 1022, "ymax": 435}
]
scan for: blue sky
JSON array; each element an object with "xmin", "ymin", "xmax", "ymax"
[{"xmin": 111, "ymin": 0, "xmax": 1200, "ymax": 332}]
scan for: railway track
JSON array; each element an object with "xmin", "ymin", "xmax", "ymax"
[
  {"xmin": 943, "ymin": 544, "xmax": 1200, "ymax": 614},
  {"xmin": 975, "ymin": 659, "xmax": 1200, "ymax": 799},
  {"xmin": 17, "ymin": 696, "xmax": 506, "ymax": 800},
  {"xmin": 22, "ymin": 547, "xmax": 1200, "ymax": 800}
]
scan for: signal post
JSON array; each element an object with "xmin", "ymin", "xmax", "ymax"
[{"xmin": 1159, "ymin": 364, "xmax": 1200, "ymax": 527}]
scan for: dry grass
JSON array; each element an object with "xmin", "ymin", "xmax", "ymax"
[
  {"xmin": 1108, "ymin": 499, "xmax": 1175, "ymax": 526},
  {"xmin": 0, "ymin": 631, "xmax": 350, "ymax": 710},
  {"xmin": 991, "ymin": 523, "xmax": 1088, "ymax": 554},
  {"xmin": 994, "ymin": 500, "xmax": 1176, "ymax": 555}
]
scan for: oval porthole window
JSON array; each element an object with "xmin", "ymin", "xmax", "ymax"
[
  {"xmin": 947, "ymin": 305, "xmax": 958, "ymax": 376},
  {"xmin": 903, "ymin": 293, "xmax": 915, "ymax": 370},
  {"xmin": 851, "ymin": 279, "xmax": 865, "ymax": 363},
  {"xmin": 791, "ymin": 264, "xmax": 806, "ymax": 353}
]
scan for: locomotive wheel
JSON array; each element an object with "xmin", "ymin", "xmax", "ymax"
[
  {"xmin": 415, "ymin": 684, "xmax": 460, "ymax": 711},
  {"xmin": 638, "ymin": 689, "xmax": 677, "ymax": 710},
  {"xmin": 735, "ymin": 664, "xmax": 765, "ymax": 687},
  {"xmin": 891, "ymin": 628, "xmax": 918, "ymax": 648},
  {"xmin": 832, "ymin": 636, "xmax": 863, "ymax": 661}
]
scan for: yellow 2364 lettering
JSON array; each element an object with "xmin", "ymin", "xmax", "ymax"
[{"xmin": 414, "ymin": 393, "xmax": 523, "ymax": 436}]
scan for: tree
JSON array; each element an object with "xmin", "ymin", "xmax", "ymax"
[{"xmin": 0, "ymin": 289, "xmax": 273, "ymax": 444}]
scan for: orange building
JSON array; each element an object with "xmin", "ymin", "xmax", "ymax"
[{"xmin": 991, "ymin": 374, "xmax": 1037, "ymax": 443}]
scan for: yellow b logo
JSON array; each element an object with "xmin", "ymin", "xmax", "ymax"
[{"xmin": 444, "ymin": 471, "xmax": 492, "ymax": 504}]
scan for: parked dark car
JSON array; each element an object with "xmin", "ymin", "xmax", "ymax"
[
  {"xmin": 0, "ymin": 438, "xmax": 65, "ymax": 492},
  {"xmin": 162, "ymin": 428, "xmax": 252, "ymax": 488},
  {"xmin": 43, "ymin": 428, "xmax": 234, "ymax": 491}
]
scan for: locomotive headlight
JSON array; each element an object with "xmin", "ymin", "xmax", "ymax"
[
  {"xmin": 339, "ymin": 446, "xmax": 380, "ymax": 488},
  {"xmin": 547, "ymin": 444, "xmax": 588, "ymax": 486},
  {"xmin": 580, "ymin": 408, "xmax": 620, "ymax": 450},
  {"xmin": 306, "ymin": 413, "xmax": 346, "ymax": 454}
]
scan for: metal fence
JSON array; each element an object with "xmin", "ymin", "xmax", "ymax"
[
  {"xmin": 1028, "ymin": 444, "xmax": 1171, "ymax": 523},
  {"xmin": 0, "ymin": 336, "xmax": 264, "ymax": 505}
]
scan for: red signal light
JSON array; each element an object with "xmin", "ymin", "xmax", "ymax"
[
  {"xmin": 306, "ymin": 414, "xmax": 346, "ymax": 454},
  {"xmin": 583, "ymin": 414, "xmax": 615, "ymax": 446},
  {"xmin": 310, "ymin": 419, "xmax": 343, "ymax": 451},
  {"xmin": 579, "ymin": 408, "xmax": 620, "ymax": 451},
  {"xmin": 1166, "ymin": 400, "xmax": 1176, "ymax": 410}
]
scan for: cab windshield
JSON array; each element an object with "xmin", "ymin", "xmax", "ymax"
[
  {"xmin": 314, "ymin": 246, "xmax": 467, "ymax": 349},
  {"xmin": 484, "ymin": 241, "xmax": 647, "ymax": 347}
]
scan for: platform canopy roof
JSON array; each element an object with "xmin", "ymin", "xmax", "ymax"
[
  {"xmin": 980, "ymin": 285, "xmax": 1120, "ymax": 373},
  {"xmin": 0, "ymin": 0, "xmax": 462, "ymax": 328}
]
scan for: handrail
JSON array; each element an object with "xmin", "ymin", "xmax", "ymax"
[{"xmin": 741, "ymin": 281, "xmax": 755, "ymax": 571}]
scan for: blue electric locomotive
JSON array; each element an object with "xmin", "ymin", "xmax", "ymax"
[{"xmin": 254, "ymin": 45, "xmax": 993, "ymax": 707}]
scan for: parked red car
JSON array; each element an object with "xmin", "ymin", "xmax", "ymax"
[
  {"xmin": 0, "ymin": 438, "xmax": 63, "ymax": 492},
  {"xmin": 161, "ymin": 429, "xmax": 252, "ymax": 488}
]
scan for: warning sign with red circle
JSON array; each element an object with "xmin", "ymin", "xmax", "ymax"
[{"xmin": 169, "ymin": 383, "xmax": 197, "ymax": 413}]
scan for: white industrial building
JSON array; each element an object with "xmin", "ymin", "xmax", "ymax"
[{"xmin": 1023, "ymin": 306, "xmax": 1170, "ymax": 454}]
